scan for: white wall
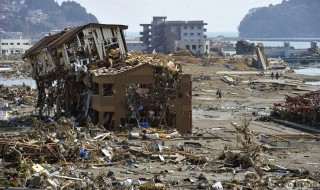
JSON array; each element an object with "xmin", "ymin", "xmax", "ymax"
[
  {"xmin": 0, "ymin": 39, "xmax": 31, "ymax": 54},
  {"xmin": 175, "ymin": 39, "xmax": 210, "ymax": 55},
  {"xmin": 180, "ymin": 25, "xmax": 204, "ymax": 40}
]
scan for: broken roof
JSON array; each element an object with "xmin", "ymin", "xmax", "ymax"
[
  {"xmin": 89, "ymin": 51, "xmax": 180, "ymax": 76},
  {"xmin": 22, "ymin": 23, "xmax": 128, "ymax": 59}
]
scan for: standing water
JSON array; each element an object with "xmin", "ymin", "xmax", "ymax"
[{"xmin": 293, "ymin": 65, "xmax": 320, "ymax": 86}]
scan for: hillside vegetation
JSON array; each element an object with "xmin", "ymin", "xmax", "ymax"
[
  {"xmin": 238, "ymin": 0, "xmax": 320, "ymax": 38},
  {"xmin": 0, "ymin": 0, "xmax": 98, "ymax": 36}
]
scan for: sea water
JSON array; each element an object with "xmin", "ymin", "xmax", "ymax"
[
  {"xmin": 294, "ymin": 66, "xmax": 320, "ymax": 76},
  {"xmin": 293, "ymin": 66, "xmax": 320, "ymax": 86}
]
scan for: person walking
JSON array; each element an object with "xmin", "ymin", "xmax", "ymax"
[
  {"xmin": 216, "ymin": 89, "xmax": 222, "ymax": 99},
  {"xmin": 275, "ymin": 72, "xmax": 279, "ymax": 80},
  {"xmin": 271, "ymin": 72, "xmax": 274, "ymax": 80}
]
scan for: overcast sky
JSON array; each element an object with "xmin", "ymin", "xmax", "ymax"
[{"xmin": 56, "ymin": 0, "xmax": 283, "ymax": 33}]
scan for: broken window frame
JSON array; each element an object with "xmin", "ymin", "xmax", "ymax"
[{"xmin": 103, "ymin": 83, "xmax": 114, "ymax": 96}]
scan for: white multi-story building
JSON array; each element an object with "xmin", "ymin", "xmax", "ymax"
[
  {"xmin": 169, "ymin": 21, "xmax": 206, "ymax": 41},
  {"xmin": 140, "ymin": 17, "xmax": 209, "ymax": 55},
  {"xmin": 0, "ymin": 38, "xmax": 32, "ymax": 54}
]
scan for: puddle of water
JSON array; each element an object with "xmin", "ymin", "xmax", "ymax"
[
  {"xmin": 258, "ymin": 111, "xmax": 270, "ymax": 116},
  {"xmin": 211, "ymin": 127, "xmax": 223, "ymax": 131},
  {"xmin": 293, "ymin": 67, "xmax": 320, "ymax": 76},
  {"xmin": 0, "ymin": 111, "xmax": 9, "ymax": 121},
  {"xmin": 305, "ymin": 81, "xmax": 320, "ymax": 86}
]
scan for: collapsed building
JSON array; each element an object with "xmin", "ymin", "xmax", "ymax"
[
  {"xmin": 22, "ymin": 23, "xmax": 192, "ymax": 133},
  {"xmin": 271, "ymin": 90, "xmax": 320, "ymax": 127}
]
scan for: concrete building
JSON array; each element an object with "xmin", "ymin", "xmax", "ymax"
[
  {"xmin": 140, "ymin": 16, "xmax": 208, "ymax": 55},
  {"xmin": 0, "ymin": 38, "xmax": 32, "ymax": 54}
]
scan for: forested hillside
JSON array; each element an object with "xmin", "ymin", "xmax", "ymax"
[
  {"xmin": 0, "ymin": 0, "xmax": 98, "ymax": 37},
  {"xmin": 238, "ymin": 0, "xmax": 320, "ymax": 38}
]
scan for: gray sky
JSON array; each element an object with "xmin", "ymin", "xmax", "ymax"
[{"xmin": 56, "ymin": 0, "xmax": 283, "ymax": 33}]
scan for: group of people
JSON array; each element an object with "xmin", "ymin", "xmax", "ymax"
[{"xmin": 271, "ymin": 72, "xmax": 279, "ymax": 80}]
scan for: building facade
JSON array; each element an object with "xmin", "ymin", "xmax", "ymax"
[
  {"xmin": 0, "ymin": 38, "xmax": 32, "ymax": 54},
  {"xmin": 140, "ymin": 17, "xmax": 209, "ymax": 55}
]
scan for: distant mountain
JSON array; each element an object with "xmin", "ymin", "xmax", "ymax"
[
  {"xmin": 238, "ymin": 0, "xmax": 320, "ymax": 38},
  {"xmin": 0, "ymin": 0, "xmax": 98, "ymax": 37}
]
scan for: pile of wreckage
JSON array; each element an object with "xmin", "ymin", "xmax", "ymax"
[
  {"xmin": 0, "ymin": 117, "xmax": 319, "ymax": 189},
  {"xmin": 0, "ymin": 61, "xmax": 30, "ymax": 79},
  {"xmin": 271, "ymin": 90, "xmax": 320, "ymax": 127},
  {"xmin": 0, "ymin": 84, "xmax": 36, "ymax": 121},
  {"xmin": 235, "ymin": 40, "xmax": 255, "ymax": 55}
]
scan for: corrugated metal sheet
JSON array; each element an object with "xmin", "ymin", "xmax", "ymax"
[{"xmin": 22, "ymin": 23, "xmax": 128, "ymax": 59}]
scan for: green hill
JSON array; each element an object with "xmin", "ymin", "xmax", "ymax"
[
  {"xmin": 238, "ymin": 0, "xmax": 320, "ymax": 38},
  {"xmin": 0, "ymin": 0, "xmax": 98, "ymax": 37}
]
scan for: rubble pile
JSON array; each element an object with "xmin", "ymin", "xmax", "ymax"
[
  {"xmin": 89, "ymin": 51, "xmax": 182, "ymax": 76},
  {"xmin": 235, "ymin": 40, "xmax": 255, "ymax": 55},
  {"xmin": 271, "ymin": 90, "xmax": 320, "ymax": 127},
  {"xmin": 0, "ymin": 116, "xmax": 318, "ymax": 189},
  {"xmin": 0, "ymin": 84, "xmax": 36, "ymax": 121},
  {"xmin": 0, "ymin": 117, "xmax": 118, "ymax": 188},
  {"xmin": 0, "ymin": 61, "xmax": 31, "ymax": 79},
  {"xmin": 0, "ymin": 84, "xmax": 36, "ymax": 105},
  {"xmin": 210, "ymin": 40, "xmax": 234, "ymax": 50},
  {"xmin": 0, "ymin": 116, "xmax": 187, "ymax": 189}
]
